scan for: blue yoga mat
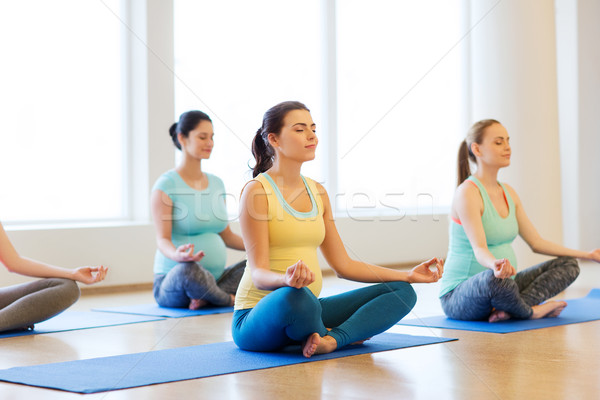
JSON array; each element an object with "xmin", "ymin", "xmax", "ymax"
[
  {"xmin": 0, "ymin": 311, "xmax": 164, "ymax": 339},
  {"xmin": 0, "ymin": 332, "xmax": 456, "ymax": 393},
  {"xmin": 398, "ymin": 289, "xmax": 600, "ymax": 333},
  {"xmin": 92, "ymin": 303, "xmax": 233, "ymax": 318}
]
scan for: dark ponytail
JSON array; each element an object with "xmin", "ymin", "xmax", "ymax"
[
  {"xmin": 169, "ymin": 123, "xmax": 180, "ymax": 149},
  {"xmin": 457, "ymin": 139, "xmax": 472, "ymax": 186},
  {"xmin": 169, "ymin": 110, "xmax": 212, "ymax": 150},
  {"xmin": 457, "ymin": 119, "xmax": 500, "ymax": 186},
  {"xmin": 252, "ymin": 127, "xmax": 275, "ymax": 178},
  {"xmin": 251, "ymin": 101, "xmax": 310, "ymax": 178}
]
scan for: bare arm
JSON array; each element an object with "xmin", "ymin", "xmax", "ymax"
[
  {"xmin": 317, "ymin": 183, "xmax": 443, "ymax": 284},
  {"xmin": 150, "ymin": 189, "xmax": 205, "ymax": 263},
  {"xmin": 0, "ymin": 222, "xmax": 107, "ymax": 284},
  {"xmin": 506, "ymin": 184, "xmax": 600, "ymax": 262},
  {"xmin": 454, "ymin": 182, "xmax": 515, "ymax": 278},
  {"xmin": 239, "ymin": 181, "xmax": 314, "ymax": 290},
  {"xmin": 219, "ymin": 225, "xmax": 245, "ymax": 251}
]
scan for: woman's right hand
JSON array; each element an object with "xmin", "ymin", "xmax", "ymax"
[
  {"xmin": 284, "ymin": 260, "xmax": 315, "ymax": 289},
  {"xmin": 72, "ymin": 265, "xmax": 108, "ymax": 285},
  {"xmin": 174, "ymin": 244, "xmax": 205, "ymax": 263},
  {"xmin": 493, "ymin": 258, "xmax": 516, "ymax": 279},
  {"xmin": 587, "ymin": 249, "xmax": 600, "ymax": 263}
]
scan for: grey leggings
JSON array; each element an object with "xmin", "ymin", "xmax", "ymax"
[
  {"xmin": 441, "ymin": 257, "xmax": 580, "ymax": 320},
  {"xmin": 153, "ymin": 260, "xmax": 246, "ymax": 308},
  {"xmin": 0, "ymin": 278, "xmax": 80, "ymax": 332}
]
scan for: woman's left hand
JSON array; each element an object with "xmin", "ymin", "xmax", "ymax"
[
  {"xmin": 72, "ymin": 265, "xmax": 108, "ymax": 284},
  {"xmin": 407, "ymin": 257, "xmax": 444, "ymax": 283}
]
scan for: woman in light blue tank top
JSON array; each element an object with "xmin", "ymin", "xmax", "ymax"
[
  {"xmin": 151, "ymin": 111, "xmax": 246, "ymax": 310},
  {"xmin": 441, "ymin": 119, "xmax": 599, "ymax": 322}
]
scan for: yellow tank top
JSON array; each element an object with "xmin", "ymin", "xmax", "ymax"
[{"xmin": 234, "ymin": 173, "xmax": 326, "ymax": 310}]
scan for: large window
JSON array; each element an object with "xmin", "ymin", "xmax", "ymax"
[
  {"xmin": 174, "ymin": 0, "xmax": 323, "ymax": 217},
  {"xmin": 0, "ymin": 0, "xmax": 124, "ymax": 223},
  {"xmin": 175, "ymin": 0, "xmax": 465, "ymax": 218},
  {"xmin": 336, "ymin": 0, "xmax": 464, "ymax": 218}
]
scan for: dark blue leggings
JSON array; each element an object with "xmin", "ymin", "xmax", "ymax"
[
  {"xmin": 441, "ymin": 256, "xmax": 580, "ymax": 320},
  {"xmin": 232, "ymin": 281, "xmax": 416, "ymax": 351}
]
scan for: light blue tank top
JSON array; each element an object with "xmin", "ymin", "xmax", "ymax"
[
  {"xmin": 439, "ymin": 176, "xmax": 519, "ymax": 296},
  {"xmin": 152, "ymin": 170, "xmax": 228, "ymax": 278}
]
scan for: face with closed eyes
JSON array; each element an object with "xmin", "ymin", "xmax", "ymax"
[
  {"xmin": 471, "ymin": 123, "xmax": 511, "ymax": 168},
  {"xmin": 268, "ymin": 109, "xmax": 318, "ymax": 163},
  {"xmin": 178, "ymin": 120, "xmax": 214, "ymax": 161}
]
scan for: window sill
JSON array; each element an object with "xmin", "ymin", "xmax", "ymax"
[{"xmin": 4, "ymin": 219, "xmax": 153, "ymax": 232}]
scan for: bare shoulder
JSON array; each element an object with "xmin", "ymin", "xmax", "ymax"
[
  {"xmin": 455, "ymin": 180, "xmax": 480, "ymax": 203},
  {"xmin": 241, "ymin": 179, "xmax": 266, "ymax": 197},
  {"xmin": 240, "ymin": 179, "xmax": 268, "ymax": 218},
  {"xmin": 313, "ymin": 181, "xmax": 329, "ymax": 197},
  {"xmin": 312, "ymin": 181, "xmax": 333, "ymax": 218},
  {"xmin": 240, "ymin": 179, "xmax": 268, "ymax": 210},
  {"xmin": 501, "ymin": 182, "xmax": 521, "ymax": 204},
  {"xmin": 313, "ymin": 181, "xmax": 332, "ymax": 208}
]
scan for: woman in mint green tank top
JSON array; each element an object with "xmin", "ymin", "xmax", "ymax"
[
  {"xmin": 440, "ymin": 119, "xmax": 599, "ymax": 322},
  {"xmin": 151, "ymin": 111, "xmax": 246, "ymax": 310}
]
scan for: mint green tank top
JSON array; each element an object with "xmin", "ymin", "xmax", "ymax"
[
  {"xmin": 439, "ymin": 176, "xmax": 519, "ymax": 296},
  {"xmin": 152, "ymin": 170, "xmax": 228, "ymax": 278}
]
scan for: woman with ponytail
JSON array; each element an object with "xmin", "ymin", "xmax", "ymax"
[
  {"xmin": 440, "ymin": 120, "xmax": 600, "ymax": 322},
  {"xmin": 151, "ymin": 111, "xmax": 245, "ymax": 310},
  {"xmin": 232, "ymin": 101, "xmax": 444, "ymax": 358}
]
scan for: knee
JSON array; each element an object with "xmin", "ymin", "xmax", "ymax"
[
  {"xmin": 487, "ymin": 272, "xmax": 518, "ymax": 294},
  {"xmin": 174, "ymin": 262, "xmax": 198, "ymax": 275},
  {"xmin": 172, "ymin": 262, "xmax": 206, "ymax": 281},
  {"xmin": 557, "ymin": 256, "xmax": 580, "ymax": 279},
  {"xmin": 276, "ymin": 287, "xmax": 320, "ymax": 315},
  {"xmin": 56, "ymin": 278, "xmax": 81, "ymax": 305},
  {"xmin": 389, "ymin": 281, "xmax": 417, "ymax": 310}
]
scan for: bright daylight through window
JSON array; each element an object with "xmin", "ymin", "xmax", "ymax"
[
  {"xmin": 0, "ymin": 0, "xmax": 124, "ymax": 224},
  {"xmin": 174, "ymin": 0, "xmax": 465, "ymax": 219}
]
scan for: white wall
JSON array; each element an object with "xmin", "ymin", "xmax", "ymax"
[
  {"xmin": 556, "ymin": 0, "xmax": 600, "ymax": 251},
  {"xmin": 4, "ymin": 215, "xmax": 449, "ymax": 287},
  {"xmin": 469, "ymin": 0, "xmax": 564, "ymax": 268}
]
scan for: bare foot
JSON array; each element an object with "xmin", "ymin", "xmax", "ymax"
[
  {"xmin": 189, "ymin": 298, "xmax": 208, "ymax": 310},
  {"xmin": 488, "ymin": 310, "xmax": 511, "ymax": 323},
  {"xmin": 302, "ymin": 333, "xmax": 321, "ymax": 358},
  {"xmin": 313, "ymin": 335, "xmax": 338, "ymax": 356},
  {"xmin": 530, "ymin": 301, "xmax": 567, "ymax": 319},
  {"xmin": 302, "ymin": 334, "xmax": 338, "ymax": 358}
]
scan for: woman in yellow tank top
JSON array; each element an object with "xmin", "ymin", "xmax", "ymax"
[{"xmin": 232, "ymin": 101, "xmax": 444, "ymax": 358}]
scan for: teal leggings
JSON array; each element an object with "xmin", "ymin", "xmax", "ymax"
[{"xmin": 232, "ymin": 281, "xmax": 416, "ymax": 351}]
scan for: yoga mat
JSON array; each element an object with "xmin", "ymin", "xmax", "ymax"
[
  {"xmin": 0, "ymin": 311, "xmax": 164, "ymax": 339},
  {"xmin": 92, "ymin": 303, "xmax": 233, "ymax": 318},
  {"xmin": 398, "ymin": 289, "xmax": 600, "ymax": 333},
  {"xmin": 0, "ymin": 332, "xmax": 456, "ymax": 393}
]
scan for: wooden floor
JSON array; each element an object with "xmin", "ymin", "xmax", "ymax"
[{"xmin": 1, "ymin": 262, "xmax": 599, "ymax": 399}]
